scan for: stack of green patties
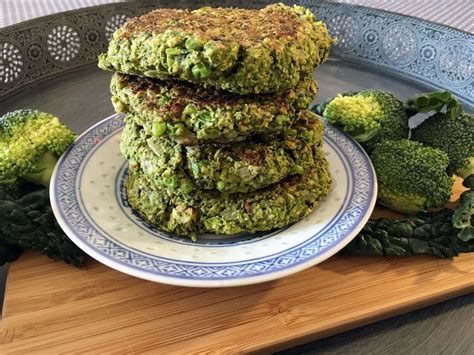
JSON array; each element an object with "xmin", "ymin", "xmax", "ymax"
[{"xmin": 98, "ymin": 3, "xmax": 333, "ymax": 237}]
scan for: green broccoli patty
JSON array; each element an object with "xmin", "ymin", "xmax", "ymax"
[
  {"xmin": 121, "ymin": 113, "xmax": 324, "ymax": 194},
  {"xmin": 98, "ymin": 3, "xmax": 332, "ymax": 94},
  {"xmin": 111, "ymin": 73, "xmax": 318, "ymax": 145},
  {"xmin": 125, "ymin": 151, "xmax": 331, "ymax": 236}
]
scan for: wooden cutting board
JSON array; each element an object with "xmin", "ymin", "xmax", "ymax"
[{"xmin": 2, "ymin": 179, "xmax": 473, "ymax": 353}]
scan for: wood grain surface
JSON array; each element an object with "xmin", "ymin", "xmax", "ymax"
[
  {"xmin": 280, "ymin": 293, "xmax": 474, "ymax": 354},
  {"xmin": 1, "ymin": 180, "xmax": 473, "ymax": 354}
]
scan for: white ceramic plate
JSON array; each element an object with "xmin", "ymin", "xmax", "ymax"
[{"xmin": 50, "ymin": 114, "xmax": 377, "ymax": 287}]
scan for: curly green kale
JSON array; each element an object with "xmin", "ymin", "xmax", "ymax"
[
  {"xmin": 0, "ymin": 184, "xmax": 85, "ymax": 267},
  {"xmin": 315, "ymin": 90, "xmax": 409, "ymax": 151},
  {"xmin": 341, "ymin": 209, "xmax": 473, "ymax": 258},
  {"xmin": 370, "ymin": 139, "xmax": 453, "ymax": 214},
  {"xmin": 343, "ymin": 175, "xmax": 474, "ymax": 258},
  {"xmin": 452, "ymin": 175, "xmax": 474, "ymax": 241},
  {"xmin": 411, "ymin": 111, "xmax": 473, "ymax": 179},
  {"xmin": 0, "ymin": 109, "xmax": 76, "ymax": 186}
]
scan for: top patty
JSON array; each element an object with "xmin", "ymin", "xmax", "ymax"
[{"xmin": 98, "ymin": 3, "xmax": 332, "ymax": 94}]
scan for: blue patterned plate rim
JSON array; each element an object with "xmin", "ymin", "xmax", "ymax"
[{"xmin": 50, "ymin": 114, "xmax": 377, "ymax": 287}]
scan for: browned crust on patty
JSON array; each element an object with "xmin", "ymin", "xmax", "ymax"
[
  {"xmin": 121, "ymin": 73, "xmax": 313, "ymax": 110},
  {"xmin": 119, "ymin": 5, "xmax": 302, "ymax": 43}
]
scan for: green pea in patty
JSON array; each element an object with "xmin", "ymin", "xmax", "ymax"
[
  {"xmin": 121, "ymin": 110, "xmax": 324, "ymax": 194},
  {"xmin": 111, "ymin": 73, "xmax": 318, "ymax": 145},
  {"xmin": 125, "ymin": 150, "xmax": 331, "ymax": 236}
]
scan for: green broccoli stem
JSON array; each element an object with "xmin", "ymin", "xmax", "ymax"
[
  {"xmin": 341, "ymin": 209, "xmax": 474, "ymax": 258},
  {"xmin": 456, "ymin": 157, "xmax": 474, "ymax": 180},
  {"xmin": 22, "ymin": 150, "xmax": 58, "ymax": 187},
  {"xmin": 0, "ymin": 184, "xmax": 85, "ymax": 267}
]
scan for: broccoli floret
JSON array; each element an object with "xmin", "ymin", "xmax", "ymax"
[
  {"xmin": 317, "ymin": 90, "xmax": 409, "ymax": 151},
  {"xmin": 0, "ymin": 111, "xmax": 82, "ymax": 267},
  {"xmin": 0, "ymin": 109, "xmax": 76, "ymax": 187},
  {"xmin": 411, "ymin": 112, "xmax": 473, "ymax": 179},
  {"xmin": 370, "ymin": 139, "xmax": 453, "ymax": 214}
]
